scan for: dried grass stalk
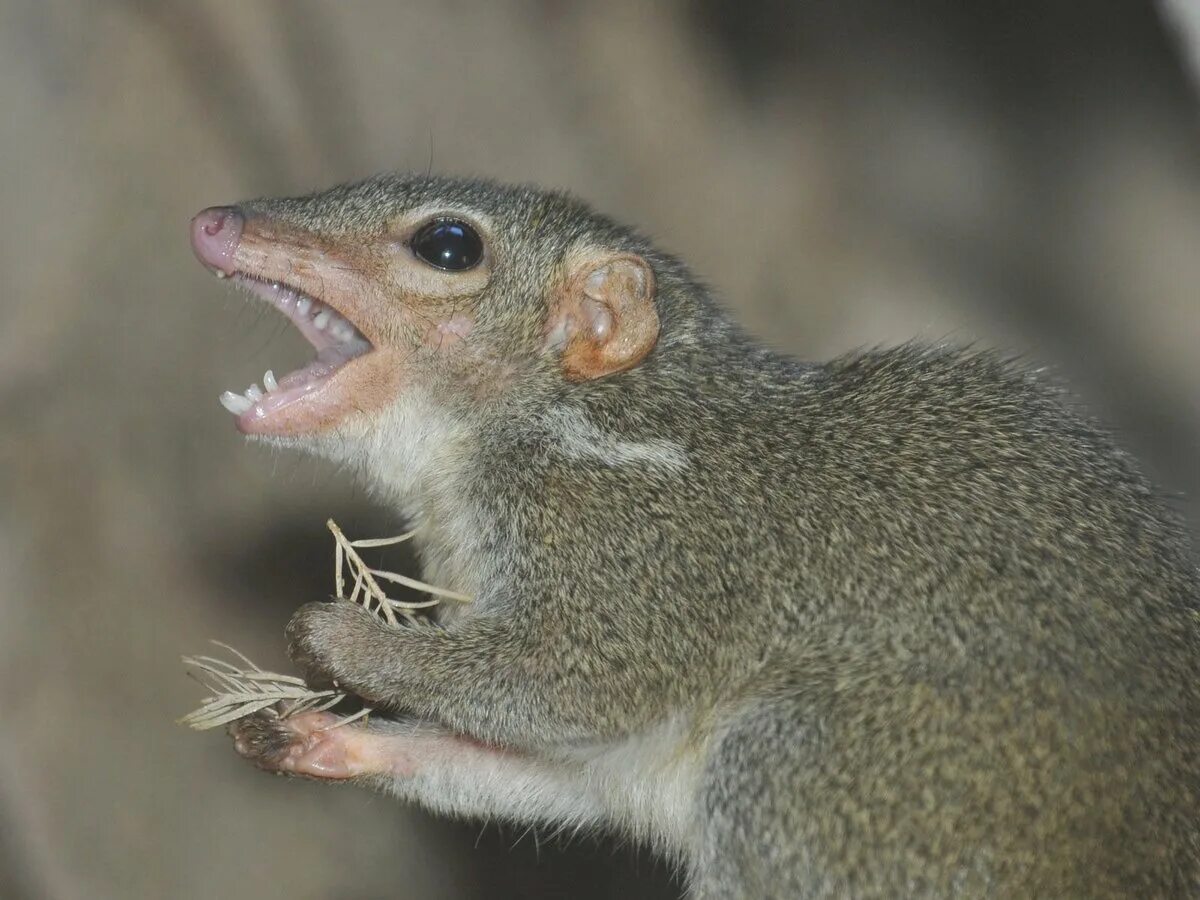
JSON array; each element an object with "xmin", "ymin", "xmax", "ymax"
[{"xmin": 181, "ymin": 519, "xmax": 470, "ymax": 730}]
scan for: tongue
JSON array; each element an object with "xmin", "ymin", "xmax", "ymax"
[{"xmin": 277, "ymin": 348, "xmax": 348, "ymax": 392}]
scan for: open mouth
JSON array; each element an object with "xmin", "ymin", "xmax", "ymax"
[
  {"xmin": 191, "ymin": 206, "xmax": 377, "ymax": 437},
  {"xmin": 216, "ymin": 275, "xmax": 373, "ymax": 422}
]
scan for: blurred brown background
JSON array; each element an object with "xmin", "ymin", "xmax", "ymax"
[{"xmin": 1, "ymin": 1, "xmax": 1198, "ymax": 897}]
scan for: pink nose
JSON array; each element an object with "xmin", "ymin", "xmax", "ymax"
[{"xmin": 190, "ymin": 206, "xmax": 243, "ymax": 275}]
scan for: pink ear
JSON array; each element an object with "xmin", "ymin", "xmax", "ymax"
[{"xmin": 551, "ymin": 253, "xmax": 659, "ymax": 381}]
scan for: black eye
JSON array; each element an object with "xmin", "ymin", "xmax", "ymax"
[{"xmin": 410, "ymin": 219, "xmax": 483, "ymax": 271}]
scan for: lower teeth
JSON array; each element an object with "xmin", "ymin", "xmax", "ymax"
[{"xmin": 219, "ymin": 391, "xmax": 253, "ymax": 415}]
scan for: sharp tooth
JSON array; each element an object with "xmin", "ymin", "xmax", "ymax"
[
  {"xmin": 263, "ymin": 369, "xmax": 278, "ymax": 392},
  {"xmin": 215, "ymin": 270, "xmax": 228, "ymax": 279},
  {"xmin": 246, "ymin": 384, "xmax": 264, "ymax": 402},
  {"xmin": 219, "ymin": 391, "xmax": 253, "ymax": 415},
  {"xmin": 296, "ymin": 297, "xmax": 312, "ymax": 316},
  {"xmin": 313, "ymin": 310, "xmax": 330, "ymax": 330}
]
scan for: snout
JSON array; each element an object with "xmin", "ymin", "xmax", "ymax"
[{"xmin": 190, "ymin": 206, "xmax": 243, "ymax": 276}]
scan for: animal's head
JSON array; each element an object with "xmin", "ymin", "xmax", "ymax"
[{"xmin": 191, "ymin": 175, "xmax": 662, "ymax": 470}]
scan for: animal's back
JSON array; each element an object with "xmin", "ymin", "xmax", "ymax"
[{"xmin": 689, "ymin": 345, "xmax": 1200, "ymax": 897}]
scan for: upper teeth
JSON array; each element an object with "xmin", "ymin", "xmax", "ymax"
[{"xmin": 287, "ymin": 293, "xmax": 359, "ymax": 345}]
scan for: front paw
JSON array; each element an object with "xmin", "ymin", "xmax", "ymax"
[{"xmin": 286, "ymin": 601, "xmax": 384, "ymax": 696}]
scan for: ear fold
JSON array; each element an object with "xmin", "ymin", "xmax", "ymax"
[{"xmin": 550, "ymin": 252, "xmax": 659, "ymax": 381}]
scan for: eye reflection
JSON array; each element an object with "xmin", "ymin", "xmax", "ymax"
[{"xmin": 410, "ymin": 219, "xmax": 483, "ymax": 271}]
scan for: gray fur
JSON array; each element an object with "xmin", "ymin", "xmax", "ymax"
[{"xmin": 222, "ymin": 174, "xmax": 1200, "ymax": 897}]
